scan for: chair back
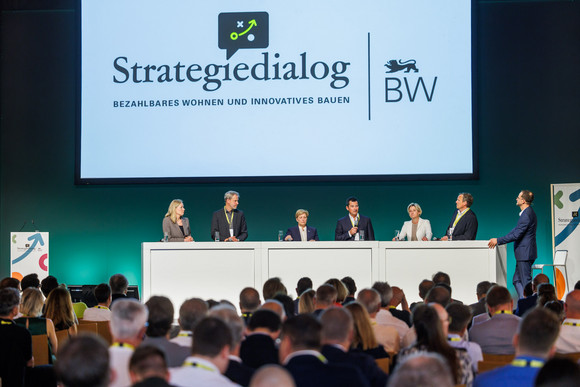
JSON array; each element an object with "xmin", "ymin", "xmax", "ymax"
[
  {"xmin": 79, "ymin": 320, "xmax": 113, "ymax": 345},
  {"xmin": 375, "ymin": 358, "xmax": 390, "ymax": 374},
  {"xmin": 55, "ymin": 329, "xmax": 71, "ymax": 347},
  {"xmin": 554, "ymin": 250, "xmax": 568, "ymax": 266},
  {"xmin": 31, "ymin": 334, "xmax": 50, "ymax": 366}
]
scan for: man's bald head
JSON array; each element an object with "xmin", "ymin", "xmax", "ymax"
[
  {"xmin": 533, "ymin": 274, "xmax": 550, "ymax": 292},
  {"xmin": 565, "ymin": 290, "xmax": 580, "ymax": 319}
]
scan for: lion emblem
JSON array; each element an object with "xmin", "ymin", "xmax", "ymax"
[{"xmin": 384, "ymin": 59, "xmax": 418, "ymax": 73}]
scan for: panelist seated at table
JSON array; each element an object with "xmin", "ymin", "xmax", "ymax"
[
  {"xmin": 335, "ymin": 196, "xmax": 375, "ymax": 241},
  {"xmin": 393, "ymin": 202, "xmax": 433, "ymax": 241},
  {"xmin": 162, "ymin": 199, "xmax": 194, "ymax": 242},
  {"xmin": 441, "ymin": 192, "xmax": 478, "ymax": 241},
  {"xmin": 211, "ymin": 190, "xmax": 248, "ymax": 241},
  {"xmin": 284, "ymin": 209, "xmax": 319, "ymax": 241}
]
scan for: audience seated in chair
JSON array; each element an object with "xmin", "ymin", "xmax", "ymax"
[
  {"xmin": 239, "ymin": 287, "xmax": 261, "ymax": 325},
  {"xmin": 129, "ymin": 345, "xmax": 174, "ymax": 387},
  {"xmin": 170, "ymin": 298, "xmax": 208, "ymax": 348},
  {"xmin": 83, "ymin": 283, "xmax": 112, "ymax": 321},
  {"xmin": 240, "ymin": 309, "xmax": 281, "ymax": 369},
  {"xmin": 357, "ymin": 288, "xmax": 401, "ymax": 353},
  {"xmin": 372, "ymin": 282, "xmax": 410, "ymax": 342},
  {"xmin": 55, "ymin": 334, "xmax": 110, "ymax": 387},
  {"xmin": 555, "ymin": 289, "xmax": 580, "ymax": 354},
  {"xmin": 515, "ymin": 274, "xmax": 549, "ymax": 317}
]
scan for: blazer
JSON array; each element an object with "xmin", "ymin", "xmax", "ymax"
[
  {"xmin": 468, "ymin": 313, "xmax": 520, "ymax": 355},
  {"xmin": 239, "ymin": 334, "xmax": 278, "ymax": 369},
  {"xmin": 285, "ymin": 353, "xmax": 370, "ymax": 387},
  {"xmin": 320, "ymin": 345, "xmax": 388, "ymax": 387},
  {"xmin": 162, "ymin": 216, "xmax": 191, "ymax": 242},
  {"xmin": 211, "ymin": 208, "xmax": 248, "ymax": 241},
  {"xmin": 515, "ymin": 293, "xmax": 538, "ymax": 316},
  {"xmin": 335, "ymin": 214, "xmax": 375, "ymax": 241},
  {"xmin": 445, "ymin": 208, "xmax": 478, "ymax": 240},
  {"xmin": 497, "ymin": 206, "xmax": 537, "ymax": 262},
  {"xmin": 398, "ymin": 218, "xmax": 433, "ymax": 241},
  {"xmin": 285, "ymin": 225, "xmax": 319, "ymax": 241}
]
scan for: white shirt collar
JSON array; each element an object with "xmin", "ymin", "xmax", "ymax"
[{"xmin": 283, "ymin": 350, "xmax": 323, "ymax": 365}]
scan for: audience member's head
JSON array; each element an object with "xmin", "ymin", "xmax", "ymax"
[
  {"xmin": 341, "ymin": 276, "xmax": 357, "ymax": 297},
  {"xmin": 345, "ymin": 301, "xmax": 377, "ymax": 351},
  {"xmin": 475, "ymin": 281, "xmax": 492, "ymax": 300},
  {"xmin": 0, "ymin": 287, "xmax": 20, "ymax": 317},
  {"xmin": 209, "ymin": 304, "xmax": 245, "ymax": 351},
  {"xmin": 485, "ymin": 285, "xmax": 513, "ymax": 313},
  {"xmin": 544, "ymin": 301, "xmax": 565, "ymax": 323},
  {"xmin": 320, "ymin": 307, "xmax": 353, "ymax": 345},
  {"xmin": 21, "ymin": 273, "xmax": 40, "ymax": 291},
  {"xmin": 249, "ymin": 364, "xmax": 296, "ymax": 387},
  {"xmin": 110, "ymin": 299, "xmax": 149, "ymax": 342},
  {"xmin": 419, "ymin": 279, "xmax": 435, "ymax": 301},
  {"xmin": 0, "ymin": 277, "xmax": 20, "ymax": 291},
  {"xmin": 356, "ymin": 288, "xmax": 382, "ymax": 316},
  {"xmin": 55, "ymin": 334, "xmax": 110, "ymax": 387},
  {"xmin": 535, "ymin": 357, "xmax": 580, "ymax": 387},
  {"xmin": 248, "ymin": 309, "xmax": 282, "ymax": 338},
  {"xmin": 388, "ymin": 353, "xmax": 454, "ymax": 387},
  {"xmin": 145, "ymin": 296, "xmax": 174, "ymax": 338},
  {"xmin": 109, "ymin": 273, "xmax": 129, "ymax": 295},
  {"xmin": 314, "ymin": 284, "xmax": 338, "ymax": 310},
  {"xmin": 390, "ymin": 286, "xmax": 406, "ymax": 307},
  {"xmin": 298, "ymin": 289, "xmax": 315, "ymax": 314},
  {"xmin": 20, "ymin": 287, "xmax": 44, "ymax": 317},
  {"xmin": 93, "ymin": 283, "xmax": 112, "ymax": 305},
  {"xmin": 371, "ymin": 281, "xmax": 393, "ymax": 307},
  {"xmin": 432, "ymin": 271, "xmax": 451, "ymax": 286},
  {"xmin": 273, "ymin": 293, "xmax": 295, "ymax": 318},
  {"xmin": 239, "ymin": 287, "xmax": 261, "ymax": 312},
  {"xmin": 523, "ymin": 282, "xmax": 534, "ymax": 298},
  {"xmin": 177, "ymin": 298, "xmax": 208, "ymax": 333},
  {"xmin": 425, "ymin": 286, "xmax": 451, "ymax": 307},
  {"xmin": 563, "ymin": 290, "xmax": 580, "ymax": 319},
  {"xmin": 575, "ymin": 280, "xmax": 580, "ymax": 291},
  {"xmin": 325, "ymin": 278, "xmax": 348, "ymax": 303},
  {"xmin": 260, "ymin": 299, "xmax": 286, "ymax": 321},
  {"xmin": 296, "ymin": 277, "xmax": 313, "ymax": 298},
  {"xmin": 532, "ymin": 274, "xmax": 550, "ymax": 293},
  {"xmin": 44, "ymin": 287, "xmax": 76, "ymax": 329},
  {"xmin": 191, "ymin": 317, "xmax": 232, "ymax": 373},
  {"xmin": 446, "ymin": 303, "xmax": 472, "ymax": 336},
  {"xmin": 129, "ymin": 345, "xmax": 169, "ymax": 384},
  {"xmin": 537, "ymin": 283, "xmax": 558, "ymax": 307},
  {"xmin": 279, "ymin": 314, "xmax": 321, "ymax": 362},
  {"xmin": 262, "ymin": 277, "xmax": 287, "ymax": 300},
  {"xmin": 515, "ymin": 307, "xmax": 560, "ymax": 358},
  {"xmin": 40, "ymin": 275, "xmax": 59, "ymax": 297}
]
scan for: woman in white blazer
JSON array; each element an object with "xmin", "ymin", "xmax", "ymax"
[{"xmin": 394, "ymin": 203, "xmax": 433, "ymax": 241}]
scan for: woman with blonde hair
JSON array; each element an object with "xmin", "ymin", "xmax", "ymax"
[
  {"xmin": 44, "ymin": 287, "xmax": 78, "ymax": 336},
  {"xmin": 345, "ymin": 302, "xmax": 389, "ymax": 359},
  {"xmin": 15, "ymin": 287, "xmax": 58, "ymax": 362},
  {"xmin": 162, "ymin": 199, "xmax": 194, "ymax": 242},
  {"xmin": 298, "ymin": 289, "xmax": 315, "ymax": 314},
  {"xmin": 325, "ymin": 278, "xmax": 348, "ymax": 304},
  {"xmin": 393, "ymin": 202, "xmax": 433, "ymax": 241}
]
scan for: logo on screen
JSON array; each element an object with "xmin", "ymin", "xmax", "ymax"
[
  {"xmin": 384, "ymin": 59, "xmax": 419, "ymax": 73},
  {"xmin": 219, "ymin": 12, "xmax": 269, "ymax": 60}
]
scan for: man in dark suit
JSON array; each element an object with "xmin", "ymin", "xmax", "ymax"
[
  {"xmin": 240, "ymin": 310, "xmax": 281, "ymax": 369},
  {"xmin": 469, "ymin": 281, "xmax": 492, "ymax": 318},
  {"xmin": 280, "ymin": 314, "xmax": 370, "ymax": 387},
  {"xmin": 515, "ymin": 274, "xmax": 549, "ymax": 316},
  {"xmin": 335, "ymin": 196, "xmax": 375, "ymax": 241},
  {"xmin": 211, "ymin": 190, "xmax": 248, "ymax": 241},
  {"xmin": 284, "ymin": 209, "xmax": 319, "ymax": 241},
  {"xmin": 488, "ymin": 190, "xmax": 538, "ymax": 299},
  {"xmin": 441, "ymin": 192, "xmax": 478, "ymax": 240}
]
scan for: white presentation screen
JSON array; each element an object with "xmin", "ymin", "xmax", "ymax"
[{"xmin": 79, "ymin": 0, "xmax": 474, "ymax": 183}]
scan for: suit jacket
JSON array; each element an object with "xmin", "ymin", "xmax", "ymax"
[
  {"xmin": 497, "ymin": 206, "xmax": 537, "ymax": 261},
  {"xmin": 389, "ymin": 308, "xmax": 412, "ymax": 327},
  {"xmin": 398, "ymin": 218, "xmax": 433, "ymax": 241},
  {"xmin": 285, "ymin": 225, "xmax": 319, "ymax": 241},
  {"xmin": 320, "ymin": 345, "xmax": 388, "ymax": 387},
  {"xmin": 445, "ymin": 209, "xmax": 478, "ymax": 240},
  {"xmin": 225, "ymin": 357, "xmax": 254, "ymax": 387},
  {"xmin": 469, "ymin": 298, "xmax": 487, "ymax": 318},
  {"xmin": 285, "ymin": 353, "xmax": 370, "ymax": 387},
  {"xmin": 468, "ymin": 313, "xmax": 520, "ymax": 355},
  {"xmin": 515, "ymin": 293, "xmax": 538, "ymax": 317},
  {"xmin": 211, "ymin": 208, "xmax": 248, "ymax": 241},
  {"xmin": 239, "ymin": 334, "xmax": 278, "ymax": 369},
  {"xmin": 335, "ymin": 215, "xmax": 375, "ymax": 241},
  {"xmin": 162, "ymin": 216, "xmax": 191, "ymax": 242}
]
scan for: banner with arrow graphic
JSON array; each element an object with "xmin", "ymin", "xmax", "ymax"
[{"xmin": 10, "ymin": 232, "xmax": 49, "ymax": 282}]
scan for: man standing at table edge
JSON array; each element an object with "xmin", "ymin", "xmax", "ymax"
[
  {"xmin": 488, "ymin": 190, "xmax": 537, "ymax": 299},
  {"xmin": 211, "ymin": 190, "xmax": 248, "ymax": 241},
  {"xmin": 335, "ymin": 196, "xmax": 375, "ymax": 241},
  {"xmin": 441, "ymin": 192, "xmax": 478, "ymax": 241}
]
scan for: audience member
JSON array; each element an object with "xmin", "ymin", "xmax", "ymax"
[
  {"xmin": 110, "ymin": 273, "xmax": 130, "ymax": 304},
  {"xmin": 357, "ymin": 288, "xmax": 400, "ymax": 353},
  {"xmin": 170, "ymin": 298, "xmax": 208, "ymax": 348},
  {"xmin": 410, "ymin": 279, "xmax": 434, "ymax": 311},
  {"xmin": 44, "ymin": 287, "xmax": 78, "ymax": 335},
  {"xmin": 575, "ymin": 280, "xmax": 580, "ymax": 291},
  {"xmin": 0, "ymin": 287, "xmax": 33, "ymax": 386},
  {"xmin": 341, "ymin": 276, "xmax": 357, "ymax": 305},
  {"xmin": 83, "ymin": 283, "xmax": 113, "ymax": 321},
  {"xmin": 473, "ymin": 308, "xmax": 560, "ymax": 387},
  {"xmin": 40, "ymin": 275, "xmax": 59, "ymax": 298},
  {"xmin": 372, "ymin": 282, "xmax": 410, "ymax": 340},
  {"xmin": 537, "ymin": 283, "xmax": 558, "ymax": 307},
  {"xmin": 129, "ymin": 345, "xmax": 174, "ymax": 387},
  {"xmin": 555, "ymin": 289, "xmax": 580, "ymax": 353},
  {"xmin": 469, "ymin": 281, "xmax": 492, "ymax": 317},
  {"xmin": 273, "ymin": 294, "xmax": 296, "ymax": 318},
  {"xmin": 239, "ymin": 287, "xmax": 261, "ymax": 324},
  {"xmin": 249, "ymin": 365, "xmax": 296, "ymax": 387},
  {"xmin": 345, "ymin": 302, "xmax": 389, "ymax": 359},
  {"xmin": 432, "ymin": 272, "xmax": 462, "ymax": 304},
  {"xmin": 170, "ymin": 317, "xmax": 238, "ymax": 386},
  {"xmin": 469, "ymin": 285, "xmax": 520, "ymax": 354},
  {"xmin": 320, "ymin": 307, "xmax": 388, "ymax": 387},
  {"xmin": 313, "ymin": 284, "xmax": 338, "ymax": 318},
  {"xmin": 260, "ymin": 299, "xmax": 286, "ymax": 321},
  {"xmin": 240, "ymin": 309, "xmax": 281, "ymax": 369},
  {"xmin": 543, "ymin": 300, "xmax": 565, "ymax": 323},
  {"xmin": 534, "ymin": 357, "xmax": 580, "ymax": 387},
  {"xmin": 298, "ymin": 289, "xmax": 315, "ymax": 314},
  {"xmin": 262, "ymin": 277, "xmax": 287, "ymax": 300},
  {"xmin": 294, "ymin": 277, "xmax": 313, "ymax": 312},
  {"xmin": 143, "ymin": 296, "xmax": 189, "ymax": 367},
  {"xmin": 516, "ymin": 274, "xmax": 549, "ymax": 317},
  {"xmin": 425, "ymin": 285, "xmax": 452, "ymax": 307},
  {"xmin": 325, "ymin": 278, "xmax": 348, "ymax": 304},
  {"xmin": 388, "ymin": 286, "xmax": 412, "ymax": 327},
  {"xmin": 446, "ymin": 302, "xmax": 483, "ymax": 372},
  {"xmin": 0, "ymin": 276, "xmax": 21, "ymax": 290},
  {"xmin": 388, "ymin": 353, "xmax": 454, "ymax": 387},
  {"xmin": 21, "ymin": 273, "xmax": 40, "ymax": 291},
  {"xmin": 55, "ymin": 334, "xmax": 110, "ymax": 387},
  {"xmin": 110, "ymin": 299, "xmax": 149, "ymax": 387},
  {"xmin": 523, "ymin": 282, "xmax": 533, "ymax": 298},
  {"xmin": 279, "ymin": 314, "xmax": 370, "ymax": 387},
  {"xmin": 209, "ymin": 304, "xmax": 255, "ymax": 386}
]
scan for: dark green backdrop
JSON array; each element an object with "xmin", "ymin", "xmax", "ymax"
[{"xmin": 1, "ymin": 1, "xmax": 579, "ymax": 298}]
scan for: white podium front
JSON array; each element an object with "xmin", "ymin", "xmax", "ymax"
[{"xmin": 142, "ymin": 241, "xmax": 506, "ymax": 314}]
